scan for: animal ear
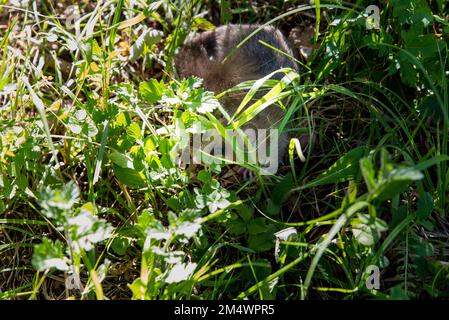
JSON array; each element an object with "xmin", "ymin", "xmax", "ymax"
[{"xmin": 174, "ymin": 40, "xmax": 212, "ymax": 77}]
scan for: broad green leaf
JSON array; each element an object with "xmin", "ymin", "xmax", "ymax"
[
  {"xmin": 238, "ymin": 204, "xmax": 254, "ymax": 222},
  {"xmin": 229, "ymin": 219, "xmax": 247, "ymax": 235},
  {"xmin": 398, "ymin": 52, "xmax": 417, "ymax": 87},
  {"xmin": 369, "ymin": 167, "xmax": 423, "ymax": 202},
  {"xmin": 127, "ymin": 122, "xmax": 142, "ymax": 141},
  {"xmin": 192, "ymin": 17, "xmax": 216, "ymax": 31},
  {"xmin": 270, "ymin": 173, "xmax": 293, "ymax": 205},
  {"xmin": 416, "ymin": 192, "xmax": 434, "ymax": 219},
  {"xmin": 129, "ymin": 278, "xmax": 149, "ymax": 299},
  {"xmin": 139, "ymin": 79, "xmax": 164, "ymax": 103},
  {"xmin": 352, "ymin": 214, "xmax": 388, "ymax": 246},
  {"xmin": 248, "ymin": 232, "xmax": 274, "ymax": 252},
  {"xmin": 197, "ymin": 170, "xmax": 212, "ymax": 184},
  {"xmin": 390, "ymin": 286, "xmax": 410, "ymax": 300},
  {"xmin": 360, "ymin": 157, "xmax": 376, "ymax": 192},
  {"xmin": 248, "ymin": 218, "xmax": 267, "ymax": 235},
  {"xmin": 109, "ymin": 150, "xmax": 134, "ymax": 169},
  {"xmin": 113, "ymin": 164, "xmax": 146, "ymax": 188}
]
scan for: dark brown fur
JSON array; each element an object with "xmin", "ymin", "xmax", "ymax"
[{"xmin": 175, "ymin": 24, "xmax": 299, "ymax": 168}]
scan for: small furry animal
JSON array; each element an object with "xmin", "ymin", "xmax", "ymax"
[{"xmin": 175, "ymin": 24, "xmax": 299, "ymax": 174}]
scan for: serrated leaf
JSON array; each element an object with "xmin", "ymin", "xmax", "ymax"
[
  {"xmin": 139, "ymin": 79, "xmax": 164, "ymax": 103},
  {"xmin": 238, "ymin": 204, "xmax": 254, "ymax": 222},
  {"xmin": 67, "ymin": 210, "xmax": 114, "ymax": 253},
  {"xmin": 174, "ymin": 220, "xmax": 202, "ymax": 239},
  {"xmin": 165, "ymin": 263, "xmax": 197, "ymax": 284},
  {"xmin": 39, "ymin": 181, "xmax": 80, "ymax": 223},
  {"xmin": 32, "ymin": 239, "xmax": 69, "ymax": 271},
  {"xmin": 185, "ymin": 90, "xmax": 220, "ymax": 114},
  {"xmin": 127, "ymin": 122, "xmax": 142, "ymax": 141}
]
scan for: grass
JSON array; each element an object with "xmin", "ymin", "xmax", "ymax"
[{"xmin": 0, "ymin": 0, "xmax": 448, "ymax": 300}]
